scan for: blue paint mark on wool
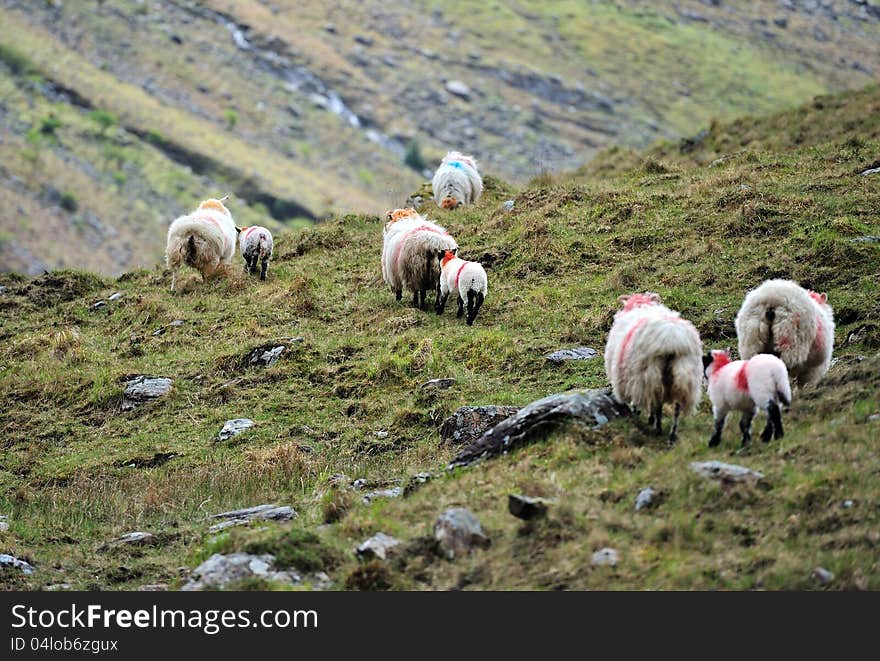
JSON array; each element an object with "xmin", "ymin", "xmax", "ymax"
[{"xmin": 448, "ymin": 161, "xmax": 465, "ymax": 170}]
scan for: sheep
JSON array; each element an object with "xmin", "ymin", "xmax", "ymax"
[
  {"xmin": 166, "ymin": 196, "xmax": 237, "ymax": 292},
  {"xmin": 735, "ymin": 279, "xmax": 835, "ymax": 387},
  {"xmin": 604, "ymin": 292, "xmax": 703, "ymax": 445},
  {"xmin": 432, "ymin": 151, "xmax": 483, "ymax": 210},
  {"xmin": 381, "ymin": 209, "xmax": 457, "ymax": 308},
  {"xmin": 435, "ymin": 250, "xmax": 488, "ymax": 325},
  {"xmin": 238, "ymin": 225, "xmax": 274, "ymax": 280},
  {"xmin": 703, "ymin": 349, "xmax": 792, "ymax": 448}
]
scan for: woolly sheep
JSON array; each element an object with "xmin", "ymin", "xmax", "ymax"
[
  {"xmin": 436, "ymin": 249, "xmax": 488, "ymax": 325},
  {"xmin": 432, "ymin": 151, "xmax": 483, "ymax": 210},
  {"xmin": 735, "ymin": 279, "xmax": 835, "ymax": 387},
  {"xmin": 166, "ymin": 196, "xmax": 237, "ymax": 292},
  {"xmin": 381, "ymin": 208, "xmax": 457, "ymax": 308},
  {"xmin": 703, "ymin": 349, "xmax": 792, "ymax": 448},
  {"xmin": 604, "ymin": 292, "xmax": 703, "ymax": 444},
  {"xmin": 238, "ymin": 225, "xmax": 274, "ymax": 280}
]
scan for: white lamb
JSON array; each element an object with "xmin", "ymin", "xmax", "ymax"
[
  {"xmin": 381, "ymin": 208, "xmax": 457, "ymax": 308},
  {"xmin": 604, "ymin": 292, "xmax": 703, "ymax": 444},
  {"xmin": 165, "ymin": 196, "xmax": 237, "ymax": 292},
  {"xmin": 735, "ymin": 279, "xmax": 835, "ymax": 387},
  {"xmin": 432, "ymin": 151, "xmax": 483, "ymax": 209},
  {"xmin": 436, "ymin": 250, "xmax": 488, "ymax": 325},
  {"xmin": 238, "ymin": 225, "xmax": 274, "ymax": 280},
  {"xmin": 703, "ymin": 349, "xmax": 792, "ymax": 448}
]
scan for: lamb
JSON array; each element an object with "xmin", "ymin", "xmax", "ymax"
[
  {"xmin": 165, "ymin": 196, "xmax": 237, "ymax": 292},
  {"xmin": 381, "ymin": 208, "xmax": 457, "ymax": 308},
  {"xmin": 436, "ymin": 250, "xmax": 488, "ymax": 325},
  {"xmin": 238, "ymin": 225, "xmax": 274, "ymax": 280},
  {"xmin": 431, "ymin": 151, "xmax": 483, "ymax": 209},
  {"xmin": 604, "ymin": 292, "xmax": 703, "ymax": 444},
  {"xmin": 703, "ymin": 349, "xmax": 792, "ymax": 448},
  {"xmin": 735, "ymin": 279, "xmax": 835, "ymax": 387}
]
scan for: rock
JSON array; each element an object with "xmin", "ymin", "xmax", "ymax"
[
  {"xmin": 151, "ymin": 327, "xmax": 166, "ymax": 336},
  {"xmin": 433, "ymin": 508, "xmax": 490, "ymax": 559},
  {"xmin": 352, "ymin": 478, "xmax": 368, "ymax": 490},
  {"xmin": 0, "ymin": 554, "xmax": 35, "ymax": 575},
  {"xmin": 354, "ymin": 34, "xmax": 373, "ymax": 46},
  {"xmin": 0, "ymin": 285, "xmax": 6, "ymax": 295},
  {"xmin": 90, "ymin": 300, "xmax": 107, "ymax": 310},
  {"xmin": 324, "ymin": 23, "xmax": 336, "ymax": 33},
  {"xmin": 362, "ymin": 487, "xmax": 402, "ymax": 505},
  {"xmin": 182, "ymin": 553, "xmax": 301, "ymax": 591},
  {"xmin": 98, "ymin": 531, "xmax": 157, "ymax": 551},
  {"xmin": 375, "ymin": 430, "xmax": 389, "ymax": 439},
  {"xmin": 421, "ymin": 378, "xmax": 456, "ymax": 391},
  {"xmin": 689, "ymin": 461, "xmax": 764, "ymax": 485},
  {"xmin": 355, "ymin": 533, "xmax": 401, "ymax": 561},
  {"xmin": 404, "ymin": 472, "xmax": 433, "ymax": 496},
  {"xmin": 868, "ymin": 414, "xmax": 880, "ymax": 422},
  {"xmin": 813, "ymin": 26, "xmax": 829, "ymax": 42},
  {"xmin": 45, "ymin": 583, "xmax": 72, "ymax": 591},
  {"xmin": 107, "ymin": 292, "xmax": 123, "ymax": 301},
  {"xmin": 0, "ymin": 515, "xmax": 7, "ymax": 532},
  {"xmin": 861, "ymin": 167, "xmax": 880, "ymax": 176},
  {"xmin": 170, "ymin": 319, "xmax": 184, "ymax": 326},
  {"xmin": 249, "ymin": 345, "xmax": 285, "ymax": 367},
  {"xmin": 635, "ymin": 487, "xmax": 658, "ymax": 511},
  {"xmin": 850, "ymin": 236, "xmax": 880, "ymax": 243},
  {"xmin": 502, "ymin": 199, "xmax": 515, "ymax": 212},
  {"xmin": 445, "ymin": 80, "xmax": 471, "ymax": 100},
  {"xmin": 841, "ymin": 499, "xmax": 855, "ymax": 508},
  {"xmin": 439, "ymin": 405, "xmax": 520, "ymax": 446},
  {"xmin": 217, "ymin": 418, "xmax": 255, "ymax": 442},
  {"xmin": 208, "ymin": 504, "xmax": 296, "ymax": 533},
  {"xmin": 813, "ymin": 567, "xmax": 834, "ymax": 585},
  {"xmin": 121, "ymin": 376, "xmax": 172, "ymax": 411},
  {"xmin": 591, "ymin": 547, "xmax": 619, "ymax": 567},
  {"xmin": 774, "ymin": 16, "xmax": 788, "ymax": 28},
  {"xmin": 137, "ymin": 583, "xmax": 168, "ymax": 591},
  {"xmin": 508, "ymin": 494, "xmax": 548, "ymax": 520},
  {"xmin": 546, "ymin": 347, "xmax": 598, "ymax": 364}
]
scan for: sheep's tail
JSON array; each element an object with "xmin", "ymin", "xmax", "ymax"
[
  {"xmin": 667, "ymin": 352, "xmax": 702, "ymax": 413},
  {"xmin": 775, "ymin": 366, "xmax": 793, "ymax": 407},
  {"xmin": 185, "ymin": 235, "xmax": 198, "ymax": 266}
]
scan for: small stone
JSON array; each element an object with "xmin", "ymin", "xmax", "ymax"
[
  {"xmin": 420, "ymin": 378, "xmax": 456, "ymax": 390},
  {"xmin": 248, "ymin": 345, "xmax": 285, "ymax": 367},
  {"xmin": 375, "ymin": 430, "xmax": 389, "ymax": 439},
  {"xmin": 0, "ymin": 554, "xmax": 35, "ymax": 575},
  {"xmin": 208, "ymin": 504, "xmax": 296, "ymax": 533},
  {"xmin": 90, "ymin": 300, "xmax": 107, "ymax": 310},
  {"xmin": 433, "ymin": 508, "xmax": 490, "ymax": 559},
  {"xmin": 842, "ymin": 499, "xmax": 855, "ymax": 509},
  {"xmin": 151, "ymin": 327, "xmax": 166, "ymax": 336},
  {"xmin": 0, "ymin": 515, "xmax": 8, "ymax": 532},
  {"xmin": 404, "ymin": 472, "xmax": 433, "ymax": 496},
  {"xmin": 591, "ymin": 547, "xmax": 619, "ymax": 567},
  {"xmin": 813, "ymin": 567, "xmax": 834, "ymax": 584},
  {"xmin": 352, "ymin": 478, "xmax": 367, "ymax": 490},
  {"xmin": 324, "ymin": 23, "xmax": 336, "ymax": 33},
  {"xmin": 546, "ymin": 347, "xmax": 598, "ymax": 364},
  {"xmin": 356, "ymin": 532, "xmax": 401, "ymax": 561},
  {"xmin": 362, "ymin": 487, "xmax": 402, "ymax": 505},
  {"xmin": 508, "ymin": 494, "xmax": 548, "ymax": 520},
  {"xmin": 868, "ymin": 414, "xmax": 880, "ymax": 421},
  {"xmin": 137, "ymin": 583, "xmax": 168, "ymax": 591},
  {"xmin": 217, "ymin": 418, "xmax": 255, "ymax": 442},
  {"xmin": 169, "ymin": 319, "xmax": 184, "ymax": 327},
  {"xmin": 635, "ymin": 487, "xmax": 658, "ymax": 511},
  {"xmin": 861, "ymin": 167, "xmax": 880, "ymax": 176},
  {"xmin": 98, "ymin": 531, "xmax": 157, "ymax": 551},
  {"xmin": 439, "ymin": 405, "xmax": 520, "ymax": 445},
  {"xmin": 354, "ymin": 34, "xmax": 373, "ymax": 46},
  {"xmin": 45, "ymin": 583, "xmax": 72, "ymax": 591},
  {"xmin": 182, "ymin": 553, "xmax": 301, "ymax": 591},
  {"xmin": 445, "ymin": 80, "xmax": 471, "ymax": 100},
  {"xmin": 689, "ymin": 461, "xmax": 764, "ymax": 485},
  {"xmin": 107, "ymin": 292, "xmax": 123, "ymax": 301},
  {"xmin": 774, "ymin": 16, "xmax": 788, "ymax": 28},
  {"xmin": 851, "ymin": 236, "xmax": 880, "ymax": 243},
  {"xmin": 122, "ymin": 376, "xmax": 172, "ymax": 411},
  {"xmin": 502, "ymin": 200, "xmax": 515, "ymax": 212}
]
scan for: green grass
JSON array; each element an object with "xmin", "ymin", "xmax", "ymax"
[{"xmin": 1, "ymin": 85, "xmax": 879, "ymax": 591}]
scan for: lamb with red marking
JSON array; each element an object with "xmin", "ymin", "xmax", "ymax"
[
  {"xmin": 703, "ymin": 349, "xmax": 792, "ymax": 448},
  {"xmin": 436, "ymin": 250, "xmax": 488, "ymax": 325},
  {"xmin": 604, "ymin": 292, "xmax": 703, "ymax": 445},
  {"xmin": 735, "ymin": 279, "xmax": 835, "ymax": 387},
  {"xmin": 238, "ymin": 225, "xmax": 274, "ymax": 281}
]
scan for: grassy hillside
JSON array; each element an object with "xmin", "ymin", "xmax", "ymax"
[
  {"xmin": 1, "ymin": 0, "xmax": 879, "ymax": 275},
  {"xmin": 0, "ymin": 85, "xmax": 878, "ymax": 590}
]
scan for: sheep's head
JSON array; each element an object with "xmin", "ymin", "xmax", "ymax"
[
  {"xmin": 439, "ymin": 249, "xmax": 457, "ymax": 268},
  {"xmin": 199, "ymin": 195, "xmax": 231, "ymax": 216},
  {"xmin": 808, "ymin": 290, "xmax": 829, "ymax": 306},
  {"xmin": 704, "ymin": 348, "xmax": 732, "ymax": 376},
  {"xmin": 618, "ymin": 292, "xmax": 661, "ymax": 312},
  {"xmin": 440, "ymin": 196, "xmax": 460, "ymax": 210}
]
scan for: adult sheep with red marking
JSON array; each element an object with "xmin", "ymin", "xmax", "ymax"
[
  {"xmin": 604, "ymin": 292, "xmax": 703, "ymax": 445},
  {"xmin": 703, "ymin": 349, "xmax": 792, "ymax": 449},
  {"xmin": 381, "ymin": 208, "xmax": 457, "ymax": 309},
  {"xmin": 734, "ymin": 279, "xmax": 835, "ymax": 387},
  {"xmin": 165, "ymin": 196, "xmax": 237, "ymax": 292}
]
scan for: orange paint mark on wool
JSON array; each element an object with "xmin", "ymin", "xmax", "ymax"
[
  {"xmin": 440, "ymin": 197, "xmax": 459, "ymax": 209},
  {"xmin": 441, "ymin": 250, "xmax": 457, "ymax": 268},
  {"xmin": 199, "ymin": 199, "xmax": 230, "ymax": 214}
]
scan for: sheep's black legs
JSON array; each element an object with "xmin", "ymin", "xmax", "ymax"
[
  {"xmin": 708, "ymin": 414, "xmax": 726, "ymax": 447},
  {"xmin": 466, "ymin": 291, "xmax": 484, "ymax": 326},
  {"xmin": 259, "ymin": 257, "xmax": 269, "ymax": 281},
  {"xmin": 395, "ymin": 288, "xmax": 402, "ymax": 302},
  {"xmin": 412, "ymin": 291, "xmax": 419, "ymax": 307},
  {"xmin": 436, "ymin": 292, "xmax": 449, "ymax": 314},
  {"xmin": 668, "ymin": 403, "xmax": 681, "ymax": 446},
  {"xmin": 651, "ymin": 403, "xmax": 663, "ymax": 435},
  {"xmin": 456, "ymin": 295, "xmax": 464, "ymax": 318},
  {"xmin": 761, "ymin": 401, "xmax": 784, "ymax": 442},
  {"xmin": 739, "ymin": 409, "xmax": 754, "ymax": 447}
]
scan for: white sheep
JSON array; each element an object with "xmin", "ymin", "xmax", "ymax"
[
  {"xmin": 381, "ymin": 208, "xmax": 457, "ymax": 308},
  {"xmin": 436, "ymin": 249, "xmax": 488, "ymax": 325},
  {"xmin": 604, "ymin": 292, "xmax": 703, "ymax": 444},
  {"xmin": 735, "ymin": 279, "xmax": 835, "ymax": 387},
  {"xmin": 703, "ymin": 349, "xmax": 792, "ymax": 448},
  {"xmin": 166, "ymin": 196, "xmax": 237, "ymax": 292},
  {"xmin": 238, "ymin": 225, "xmax": 274, "ymax": 280},
  {"xmin": 432, "ymin": 151, "xmax": 483, "ymax": 209}
]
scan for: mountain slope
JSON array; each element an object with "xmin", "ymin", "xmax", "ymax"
[
  {"xmin": 0, "ymin": 85, "xmax": 878, "ymax": 590},
  {"xmin": 1, "ymin": 0, "xmax": 879, "ymax": 275}
]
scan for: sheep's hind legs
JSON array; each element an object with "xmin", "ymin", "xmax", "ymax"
[
  {"xmin": 436, "ymin": 292, "xmax": 449, "ymax": 315},
  {"xmin": 761, "ymin": 401, "xmax": 783, "ymax": 442},
  {"xmin": 649, "ymin": 403, "xmax": 663, "ymax": 436},
  {"xmin": 456, "ymin": 295, "xmax": 464, "ymax": 318},
  {"xmin": 260, "ymin": 257, "xmax": 269, "ymax": 281},
  {"xmin": 708, "ymin": 413, "xmax": 726, "ymax": 448},
  {"xmin": 739, "ymin": 409, "xmax": 754, "ymax": 447},
  {"xmin": 667, "ymin": 403, "xmax": 681, "ymax": 446}
]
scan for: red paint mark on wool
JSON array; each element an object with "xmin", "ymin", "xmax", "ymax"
[
  {"xmin": 734, "ymin": 362, "xmax": 749, "ymax": 392},
  {"xmin": 242, "ymin": 226, "xmax": 260, "ymax": 241},
  {"xmin": 622, "ymin": 293, "xmax": 658, "ymax": 312},
  {"xmin": 452, "ymin": 261, "xmax": 469, "ymax": 290},
  {"xmin": 812, "ymin": 317, "xmax": 825, "ymax": 354},
  {"xmin": 617, "ymin": 317, "xmax": 650, "ymax": 384}
]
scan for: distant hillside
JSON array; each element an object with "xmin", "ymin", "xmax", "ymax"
[
  {"xmin": 0, "ymin": 0, "xmax": 878, "ymax": 275},
  {"xmin": 0, "ymin": 85, "xmax": 878, "ymax": 591}
]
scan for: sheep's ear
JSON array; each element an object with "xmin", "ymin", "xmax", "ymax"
[
  {"xmin": 220, "ymin": 194, "xmax": 230, "ymax": 203},
  {"xmin": 235, "ymin": 226, "xmax": 243, "ymax": 234},
  {"xmin": 452, "ymin": 247, "xmax": 458, "ymax": 255},
  {"xmin": 648, "ymin": 292, "xmax": 661, "ymax": 303},
  {"xmin": 818, "ymin": 292, "xmax": 827, "ymax": 304},
  {"xmin": 618, "ymin": 294, "xmax": 630, "ymax": 305},
  {"xmin": 702, "ymin": 353, "xmax": 714, "ymax": 370}
]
